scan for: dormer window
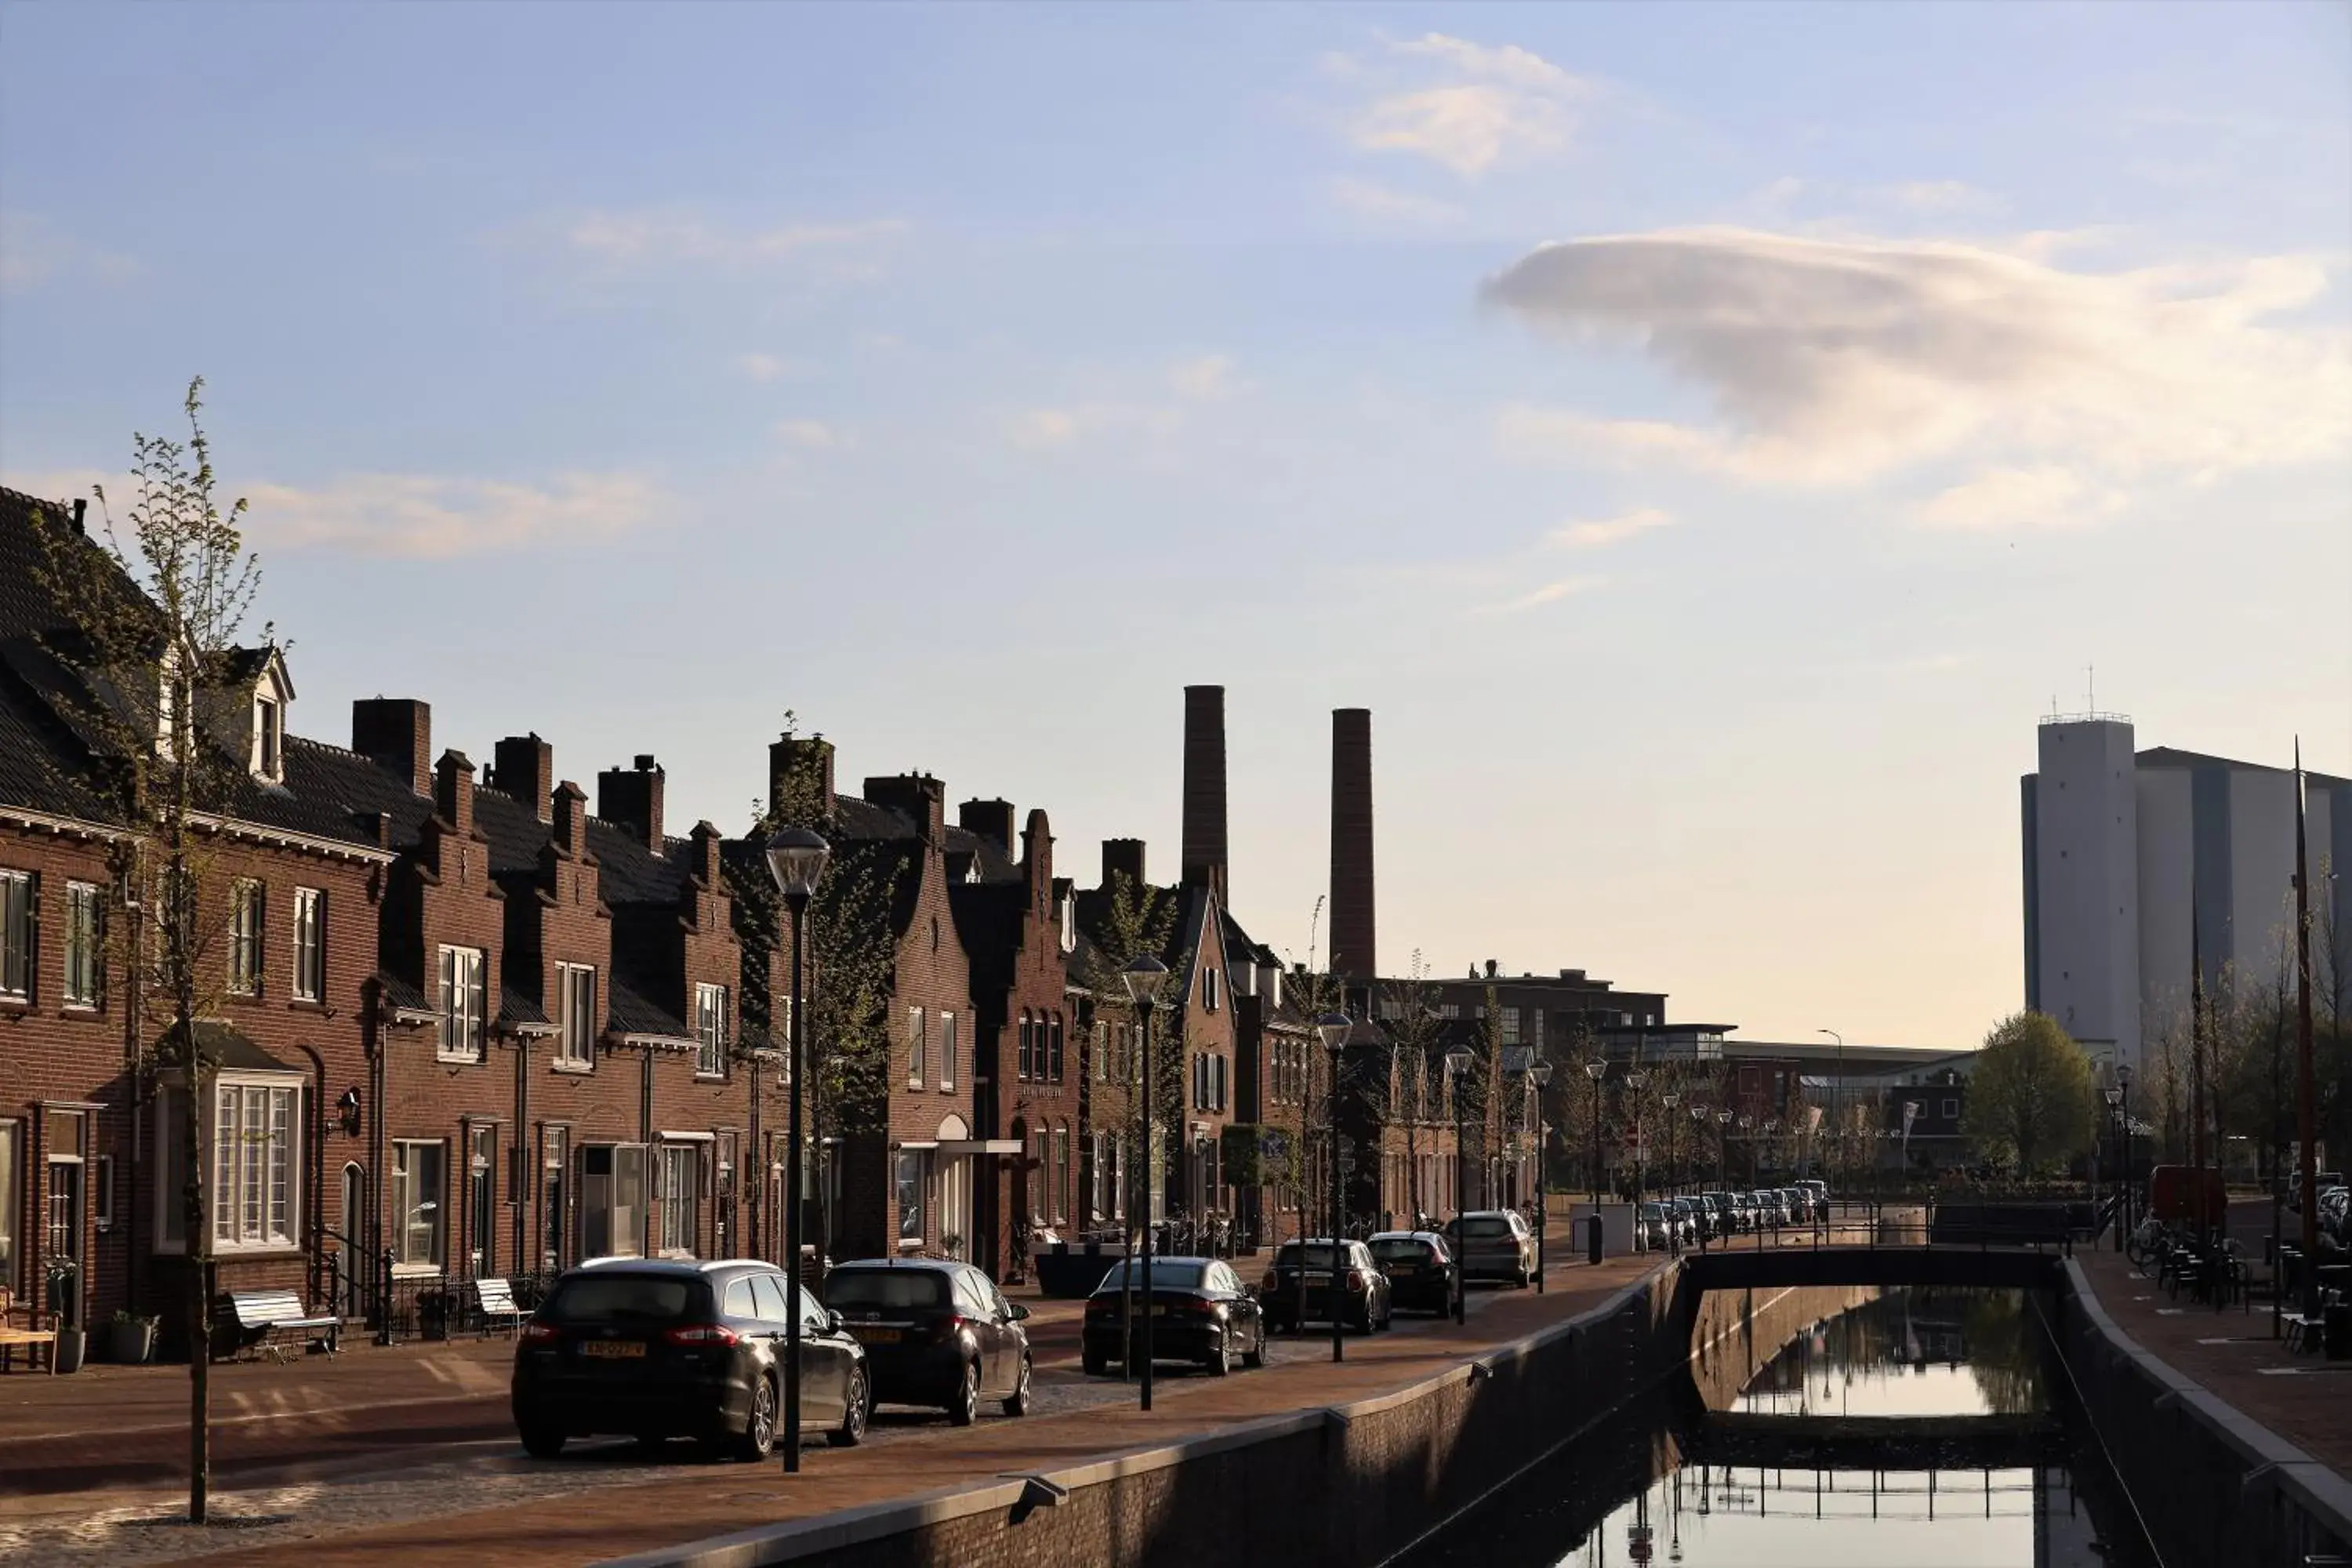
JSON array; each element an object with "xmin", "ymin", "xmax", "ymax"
[
  {"xmin": 1058, "ymin": 891, "xmax": 1076, "ymax": 955},
  {"xmin": 254, "ymin": 695, "xmax": 283, "ymax": 781}
]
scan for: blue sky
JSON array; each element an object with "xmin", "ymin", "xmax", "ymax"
[{"xmin": 5, "ymin": 2, "xmax": 2347, "ymax": 1048}]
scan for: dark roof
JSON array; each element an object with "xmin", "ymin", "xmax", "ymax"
[
  {"xmin": 607, "ymin": 975, "xmax": 692, "ymax": 1040},
  {"xmin": 376, "ymin": 971, "xmax": 432, "ymax": 1014},
  {"xmin": 497, "ymin": 983, "xmax": 551, "ymax": 1031},
  {"xmin": 586, "ymin": 818, "xmax": 691, "ymax": 906},
  {"xmin": 165, "ymin": 1019, "xmax": 299, "ymax": 1074}
]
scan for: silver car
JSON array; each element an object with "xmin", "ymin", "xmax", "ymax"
[{"xmin": 1446, "ymin": 1210, "xmax": 1538, "ymax": 1287}]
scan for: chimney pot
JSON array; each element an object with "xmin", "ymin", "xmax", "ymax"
[
  {"xmin": 352, "ymin": 698, "xmax": 432, "ymax": 796},
  {"xmin": 633, "ymin": 753, "xmax": 656, "ymax": 771},
  {"xmin": 864, "ymin": 775, "xmax": 946, "ymax": 843},
  {"xmin": 597, "ymin": 757, "xmax": 666, "ymax": 853},
  {"xmin": 493, "ymin": 734, "xmax": 555, "ymax": 823},
  {"xmin": 434, "ymin": 750, "xmax": 476, "ymax": 837},
  {"xmin": 957, "ymin": 797, "xmax": 1016, "ymax": 856}
]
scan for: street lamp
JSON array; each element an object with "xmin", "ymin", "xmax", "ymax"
[
  {"xmin": 1530, "ymin": 1060, "xmax": 1553, "ymax": 1292},
  {"xmin": 1444, "ymin": 1048, "xmax": 1473, "ymax": 1323},
  {"xmin": 1122, "ymin": 954, "xmax": 1169, "ymax": 1410},
  {"xmin": 1584, "ymin": 1058, "xmax": 1608, "ymax": 1202},
  {"xmin": 1625, "ymin": 1069, "xmax": 1650, "ymax": 1204},
  {"xmin": 1818, "ymin": 1029, "xmax": 1843, "ymax": 1142},
  {"xmin": 763, "ymin": 826, "xmax": 829, "ymax": 1474},
  {"xmin": 1715, "ymin": 1109, "xmax": 1733, "ymax": 1195},
  {"xmin": 1661, "ymin": 1091, "xmax": 1680, "ymax": 1196},
  {"xmin": 2114, "ymin": 1064, "xmax": 2134, "ymax": 1247},
  {"xmin": 2103, "ymin": 1083, "xmax": 2125, "ymax": 1251},
  {"xmin": 1316, "ymin": 1012, "xmax": 1353, "ymax": 1363}
]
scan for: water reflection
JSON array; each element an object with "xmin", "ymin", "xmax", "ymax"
[{"xmin": 1396, "ymin": 1290, "xmax": 2152, "ymax": 1568}]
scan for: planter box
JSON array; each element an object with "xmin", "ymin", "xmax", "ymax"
[{"xmin": 104, "ymin": 1321, "xmax": 158, "ymax": 1364}]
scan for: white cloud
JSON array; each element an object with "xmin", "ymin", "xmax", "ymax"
[
  {"xmin": 1545, "ymin": 506, "xmax": 1675, "ymax": 550},
  {"xmin": 540, "ymin": 209, "xmax": 904, "ymax": 270},
  {"xmin": 775, "ymin": 419, "xmax": 846, "ymax": 451},
  {"xmin": 1483, "ymin": 227, "xmax": 2352, "ymax": 498},
  {"xmin": 1486, "ymin": 574, "xmax": 1609, "ymax": 615},
  {"xmin": 735, "ymin": 352, "xmax": 808, "ymax": 383},
  {"xmin": 1, "ymin": 212, "xmax": 138, "ymax": 290},
  {"xmin": 1168, "ymin": 354, "xmax": 1238, "ymax": 401},
  {"xmin": 1913, "ymin": 466, "xmax": 2126, "ymax": 531},
  {"xmin": 1334, "ymin": 34, "xmax": 1588, "ymax": 176},
  {"xmin": 1007, "ymin": 409, "xmax": 1080, "ymax": 449},
  {"xmin": 1328, "ymin": 177, "xmax": 1465, "ymax": 227}
]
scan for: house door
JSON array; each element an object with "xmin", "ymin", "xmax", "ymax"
[
  {"xmin": 940, "ymin": 1157, "xmax": 968, "ymax": 1261},
  {"xmin": 339, "ymin": 1163, "xmax": 368, "ymax": 1317},
  {"xmin": 45, "ymin": 1159, "xmax": 83, "ymax": 1326}
]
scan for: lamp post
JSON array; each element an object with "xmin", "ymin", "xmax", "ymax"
[
  {"xmin": 1584, "ymin": 1059, "xmax": 1608, "ymax": 1201},
  {"xmin": 1818, "ymin": 1029, "xmax": 1843, "ymax": 1145},
  {"xmin": 1316, "ymin": 1012, "xmax": 1353, "ymax": 1363},
  {"xmin": 1122, "ymin": 955, "xmax": 1169, "ymax": 1410},
  {"xmin": 2103, "ymin": 1083, "xmax": 2125, "ymax": 1251},
  {"xmin": 763, "ymin": 826, "xmax": 830, "ymax": 1474},
  {"xmin": 1626, "ymin": 1069, "xmax": 1650, "ymax": 1204},
  {"xmin": 1661, "ymin": 1091, "xmax": 1680, "ymax": 1196},
  {"xmin": 1530, "ymin": 1061, "xmax": 1553, "ymax": 1292},
  {"xmin": 1716, "ymin": 1109, "xmax": 1732, "ymax": 1196},
  {"xmin": 2114, "ymin": 1065, "xmax": 2133, "ymax": 1249},
  {"xmin": 1445, "ymin": 1048, "xmax": 1472, "ymax": 1323},
  {"xmin": 1737, "ymin": 1114, "xmax": 1754, "ymax": 1186}
]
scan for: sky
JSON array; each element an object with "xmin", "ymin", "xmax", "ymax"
[{"xmin": 3, "ymin": 2, "xmax": 2348, "ymax": 1051}]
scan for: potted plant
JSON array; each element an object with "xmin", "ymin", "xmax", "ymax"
[
  {"xmin": 105, "ymin": 1309, "xmax": 159, "ymax": 1365},
  {"xmin": 45, "ymin": 1258, "xmax": 85, "ymax": 1374}
]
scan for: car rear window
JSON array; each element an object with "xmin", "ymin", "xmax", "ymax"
[
  {"xmin": 1369, "ymin": 1239, "xmax": 1433, "ymax": 1264},
  {"xmin": 1098, "ymin": 1259, "xmax": 1207, "ymax": 1290},
  {"xmin": 1276, "ymin": 1243, "xmax": 1341, "ymax": 1269},
  {"xmin": 1462, "ymin": 1217, "xmax": 1512, "ymax": 1238},
  {"xmin": 825, "ymin": 1269, "xmax": 950, "ymax": 1311},
  {"xmin": 544, "ymin": 1273, "xmax": 696, "ymax": 1323}
]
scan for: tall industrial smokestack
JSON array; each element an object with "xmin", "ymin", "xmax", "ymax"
[
  {"xmin": 1181, "ymin": 684, "xmax": 1229, "ymax": 903},
  {"xmin": 1330, "ymin": 708, "xmax": 1375, "ymax": 983}
]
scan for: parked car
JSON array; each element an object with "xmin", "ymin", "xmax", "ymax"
[
  {"xmin": 1793, "ymin": 1179, "xmax": 1830, "ymax": 1221},
  {"xmin": 1261, "ymin": 1238, "xmax": 1394, "ymax": 1333},
  {"xmin": 1445, "ymin": 1210, "xmax": 1540, "ymax": 1287},
  {"xmin": 1725, "ymin": 1192, "xmax": 1755, "ymax": 1232},
  {"xmin": 2289, "ymin": 1171, "xmax": 2347, "ymax": 1212},
  {"xmin": 822, "ymin": 1259, "xmax": 1033, "ymax": 1425},
  {"xmin": 1668, "ymin": 1197, "xmax": 1704, "ymax": 1246},
  {"xmin": 1084, "ymin": 1254, "xmax": 1271, "ymax": 1375},
  {"xmin": 511, "ymin": 1258, "xmax": 869, "ymax": 1461},
  {"xmin": 1367, "ymin": 1231, "xmax": 1460, "ymax": 1315},
  {"xmin": 1699, "ymin": 1192, "xmax": 1735, "ymax": 1239},
  {"xmin": 1752, "ymin": 1190, "xmax": 1788, "ymax": 1228}
]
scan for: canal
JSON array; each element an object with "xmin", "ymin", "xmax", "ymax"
[{"xmin": 1396, "ymin": 1289, "xmax": 2158, "ymax": 1568}]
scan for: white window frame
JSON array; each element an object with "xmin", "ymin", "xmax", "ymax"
[
  {"xmin": 0, "ymin": 869, "xmax": 30, "ymax": 1003},
  {"xmin": 939, "ymin": 1010, "xmax": 956, "ymax": 1091},
  {"xmin": 906, "ymin": 1007, "xmax": 926, "ymax": 1089},
  {"xmin": 148, "ymin": 1073, "xmax": 305, "ymax": 1256},
  {"xmin": 658, "ymin": 1143, "xmax": 700, "ymax": 1258},
  {"xmin": 1499, "ymin": 1006, "xmax": 1520, "ymax": 1046},
  {"xmin": 253, "ymin": 694, "xmax": 283, "ymax": 781},
  {"xmin": 695, "ymin": 983, "xmax": 728, "ymax": 1077},
  {"xmin": 390, "ymin": 1139, "xmax": 445, "ymax": 1274},
  {"xmin": 291, "ymin": 887, "xmax": 324, "ymax": 1002},
  {"xmin": 227, "ymin": 879, "xmax": 264, "ymax": 996},
  {"xmin": 556, "ymin": 963, "xmax": 597, "ymax": 1069},
  {"xmin": 63, "ymin": 880, "xmax": 103, "ymax": 1009},
  {"xmin": 437, "ymin": 946, "xmax": 486, "ymax": 1062}
]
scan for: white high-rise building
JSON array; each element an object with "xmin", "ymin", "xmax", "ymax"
[{"xmin": 2021, "ymin": 714, "xmax": 2350, "ymax": 1076}]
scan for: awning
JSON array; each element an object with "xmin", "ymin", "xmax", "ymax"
[
  {"xmin": 159, "ymin": 1020, "xmax": 302, "ymax": 1076},
  {"xmin": 938, "ymin": 1139, "xmax": 1023, "ymax": 1156}
]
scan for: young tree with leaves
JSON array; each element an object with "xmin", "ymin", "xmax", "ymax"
[{"xmin": 1962, "ymin": 1011, "xmax": 2097, "ymax": 1178}]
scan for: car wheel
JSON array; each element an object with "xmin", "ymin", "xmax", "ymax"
[
  {"xmin": 1204, "ymin": 1330, "xmax": 1231, "ymax": 1376},
  {"xmin": 735, "ymin": 1373, "xmax": 778, "ymax": 1462},
  {"xmin": 947, "ymin": 1358, "xmax": 980, "ymax": 1427},
  {"xmin": 1003, "ymin": 1355, "xmax": 1033, "ymax": 1417},
  {"xmin": 519, "ymin": 1422, "xmax": 566, "ymax": 1460},
  {"xmin": 1241, "ymin": 1327, "xmax": 1266, "ymax": 1370},
  {"xmin": 829, "ymin": 1366, "xmax": 869, "ymax": 1448}
]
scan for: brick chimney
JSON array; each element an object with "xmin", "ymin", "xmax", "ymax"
[
  {"xmin": 1102, "ymin": 837, "xmax": 1146, "ymax": 893},
  {"xmin": 1180, "ymin": 684, "xmax": 1229, "ymax": 902},
  {"xmin": 434, "ymin": 749, "xmax": 476, "ymax": 838},
  {"xmin": 598, "ymin": 755, "xmax": 666, "ymax": 853},
  {"xmin": 352, "ymin": 698, "xmax": 431, "ymax": 796},
  {"xmin": 552, "ymin": 780, "xmax": 589, "ymax": 858},
  {"xmin": 864, "ymin": 774, "xmax": 945, "ymax": 843},
  {"xmin": 958, "ymin": 798, "xmax": 1016, "ymax": 857},
  {"xmin": 1330, "ymin": 708, "xmax": 1375, "ymax": 982},
  {"xmin": 768, "ymin": 734, "xmax": 836, "ymax": 822},
  {"xmin": 492, "ymin": 734, "xmax": 554, "ymax": 822}
]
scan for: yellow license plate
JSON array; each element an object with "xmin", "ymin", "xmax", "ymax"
[
  {"xmin": 854, "ymin": 1327, "xmax": 902, "ymax": 1344},
  {"xmin": 581, "ymin": 1340, "xmax": 645, "ymax": 1359}
]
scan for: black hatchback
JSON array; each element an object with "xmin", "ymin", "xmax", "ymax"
[
  {"xmin": 511, "ymin": 1258, "xmax": 870, "ymax": 1461},
  {"xmin": 823, "ymin": 1259, "xmax": 1034, "ymax": 1425},
  {"xmin": 1367, "ymin": 1230, "xmax": 1459, "ymax": 1316},
  {"xmin": 1081, "ymin": 1255, "xmax": 1267, "ymax": 1377}
]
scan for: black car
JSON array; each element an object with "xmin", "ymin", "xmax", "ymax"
[
  {"xmin": 1082, "ymin": 1255, "xmax": 1268, "ymax": 1376},
  {"xmin": 1367, "ymin": 1230, "xmax": 1458, "ymax": 1315},
  {"xmin": 511, "ymin": 1258, "xmax": 869, "ymax": 1461},
  {"xmin": 822, "ymin": 1259, "xmax": 1033, "ymax": 1425},
  {"xmin": 1260, "ymin": 1237, "xmax": 1394, "ymax": 1333}
]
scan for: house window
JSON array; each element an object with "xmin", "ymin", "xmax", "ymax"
[
  {"xmin": 437, "ymin": 946, "xmax": 486, "ymax": 1062},
  {"xmin": 227, "ymin": 880, "xmax": 263, "ymax": 996},
  {"xmin": 695, "ymin": 983, "xmax": 728, "ymax": 1076},
  {"xmin": 579, "ymin": 1143, "xmax": 647, "ymax": 1259},
  {"xmin": 254, "ymin": 695, "xmax": 283, "ymax": 779},
  {"xmin": 0, "ymin": 1122, "xmax": 16, "ymax": 1291},
  {"xmin": 392, "ymin": 1140, "xmax": 446, "ymax": 1271},
  {"xmin": 1049, "ymin": 1015, "xmax": 1064, "ymax": 1081},
  {"xmin": 906, "ymin": 1007, "xmax": 926, "ymax": 1087},
  {"xmin": 1943, "ymin": 1098, "xmax": 1958, "ymax": 1120},
  {"xmin": 0, "ymin": 869, "xmax": 30, "ymax": 1002},
  {"xmin": 292, "ymin": 887, "xmax": 324, "ymax": 1002},
  {"xmin": 557, "ymin": 964, "xmax": 597, "ymax": 1068},
  {"xmin": 940, "ymin": 1011, "xmax": 957, "ymax": 1091},
  {"xmin": 64, "ymin": 881, "xmax": 103, "ymax": 1007},
  {"xmin": 1499, "ymin": 1007, "xmax": 1520, "ymax": 1046},
  {"xmin": 1018, "ymin": 1012, "xmax": 1033, "ymax": 1080},
  {"xmin": 1030, "ymin": 1130, "xmax": 1047, "ymax": 1216},
  {"xmin": 1202, "ymin": 966, "xmax": 1219, "ymax": 1011},
  {"xmin": 466, "ymin": 1124, "xmax": 497, "ymax": 1276},
  {"xmin": 1051, "ymin": 1127, "xmax": 1069, "ymax": 1224},
  {"xmin": 659, "ymin": 1144, "xmax": 700, "ymax": 1258},
  {"xmin": 895, "ymin": 1149, "xmax": 926, "ymax": 1246},
  {"xmin": 207, "ymin": 1079, "xmax": 299, "ymax": 1250},
  {"xmin": 1094, "ymin": 1020, "xmax": 1108, "ymax": 1081},
  {"xmin": 541, "ymin": 1126, "xmax": 568, "ymax": 1271}
]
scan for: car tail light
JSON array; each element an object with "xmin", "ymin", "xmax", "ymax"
[
  {"xmin": 520, "ymin": 1322, "xmax": 559, "ymax": 1345},
  {"xmin": 662, "ymin": 1323, "xmax": 741, "ymax": 1346},
  {"xmin": 1345, "ymin": 1271, "xmax": 1367, "ymax": 1294},
  {"xmin": 1261, "ymin": 1273, "xmax": 1279, "ymax": 1294}
]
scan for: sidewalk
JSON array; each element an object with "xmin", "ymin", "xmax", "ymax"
[
  {"xmin": 186, "ymin": 1250, "xmax": 1666, "ymax": 1568},
  {"xmin": 2073, "ymin": 1202, "xmax": 2351, "ymax": 1482}
]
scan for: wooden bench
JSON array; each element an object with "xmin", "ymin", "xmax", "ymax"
[
  {"xmin": 470, "ymin": 1277, "xmax": 527, "ymax": 1338},
  {"xmin": 0, "ymin": 1287, "xmax": 57, "ymax": 1374},
  {"xmin": 227, "ymin": 1290, "xmax": 339, "ymax": 1362}
]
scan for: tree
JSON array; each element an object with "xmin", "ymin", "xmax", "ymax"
[
  {"xmin": 1377, "ymin": 952, "xmax": 1445, "ymax": 1222},
  {"xmin": 26, "ymin": 379, "xmax": 270, "ymax": 1526},
  {"xmin": 1961, "ymin": 1011, "xmax": 2097, "ymax": 1178}
]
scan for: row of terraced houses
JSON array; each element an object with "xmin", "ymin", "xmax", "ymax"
[{"xmin": 0, "ymin": 485, "xmax": 1721, "ymax": 1353}]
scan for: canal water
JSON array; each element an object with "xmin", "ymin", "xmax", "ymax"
[{"xmin": 1397, "ymin": 1289, "xmax": 2156, "ymax": 1568}]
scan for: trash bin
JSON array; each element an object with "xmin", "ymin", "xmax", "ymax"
[
  {"xmin": 1586, "ymin": 1214, "xmax": 1604, "ymax": 1266},
  {"xmin": 2326, "ymin": 1303, "xmax": 2350, "ymax": 1362}
]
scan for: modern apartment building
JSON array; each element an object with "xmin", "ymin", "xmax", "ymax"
[{"xmin": 2022, "ymin": 713, "xmax": 2350, "ymax": 1074}]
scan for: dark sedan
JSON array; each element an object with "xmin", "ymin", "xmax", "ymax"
[
  {"xmin": 823, "ymin": 1259, "xmax": 1033, "ymax": 1425},
  {"xmin": 1367, "ymin": 1231, "xmax": 1458, "ymax": 1315},
  {"xmin": 511, "ymin": 1258, "xmax": 869, "ymax": 1461},
  {"xmin": 1083, "ymin": 1255, "xmax": 1269, "ymax": 1376},
  {"xmin": 1260, "ymin": 1237, "xmax": 1394, "ymax": 1334}
]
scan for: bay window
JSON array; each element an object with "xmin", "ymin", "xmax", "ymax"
[{"xmin": 148, "ymin": 1077, "xmax": 303, "ymax": 1254}]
